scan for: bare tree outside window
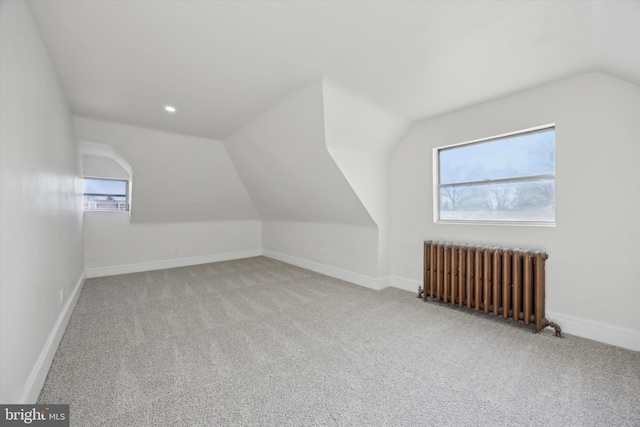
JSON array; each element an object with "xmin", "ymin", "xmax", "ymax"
[
  {"xmin": 436, "ymin": 126, "xmax": 555, "ymax": 223},
  {"xmin": 441, "ymin": 185, "xmax": 471, "ymax": 210}
]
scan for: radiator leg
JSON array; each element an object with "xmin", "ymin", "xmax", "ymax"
[{"xmin": 544, "ymin": 320, "xmax": 563, "ymax": 337}]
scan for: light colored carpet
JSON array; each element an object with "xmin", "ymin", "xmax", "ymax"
[{"xmin": 39, "ymin": 256, "xmax": 640, "ymax": 426}]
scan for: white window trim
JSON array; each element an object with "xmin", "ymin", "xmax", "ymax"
[
  {"xmin": 83, "ymin": 176, "xmax": 130, "ymax": 212},
  {"xmin": 79, "ymin": 140, "xmax": 133, "ymax": 219},
  {"xmin": 432, "ymin": 123, "xmax": 556, "ymax": 227}
]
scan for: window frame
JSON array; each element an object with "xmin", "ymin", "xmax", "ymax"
[
  {"xmin": 83, "ymin": 176, "xmax": 130, "ymax": 212},
  {"xmin": 433, "ymin": 124, "xmax": 556, "ymax": 227}
]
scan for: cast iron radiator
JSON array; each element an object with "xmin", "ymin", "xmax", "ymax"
[{"xmin": 420, "ymin": 240, "xmax": 561, "ymax": 335}]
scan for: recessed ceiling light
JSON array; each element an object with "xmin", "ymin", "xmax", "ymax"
[{"xmin": 164, "ymin": 105, "xmax": 176, "ymax": 113}]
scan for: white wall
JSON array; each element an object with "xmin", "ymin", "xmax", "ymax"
[
  {"xmin": 323, "ymin": 79, "xmax": 408, "ymax": 277},
  {"xmin": 390, "ymin": 73, "xmax": 640, "ymax": 350},
  {"xmin": 224, "ymin": 83, "xmax": 374, "ymax": 225},
  {"xmin": 262, "ymin": 221, "xmax": 382, "ymax": 286},
  {"xmin": 326, "ymin": 149, "xmax": 390, "ymax": 277},
  {"xmin": 0, "ymin": 0, "xmax": 85, "ymax": 403},
  {"xmin": 74, "ymin": 117, "xmax": 262, "ymax": 274},
  {"xmin": 84, "ymin": 213, "xmax": 261, "ymax": 276},
  {"xmin": 225, "ymin": 82, "xmax": 383, "ymax": 279}
]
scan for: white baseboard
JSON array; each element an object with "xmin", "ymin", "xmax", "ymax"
[
  {"xmin": 389, "ymin": 276, "xmax": 639, "ymax": 352},
  {"xmin": 18, "ymin": 271, "xmax": 86, "ymax": 404},
  {"xmin": 263, "ymin": 250, "xmax": 389, "ymax": 290},
  {"xmin": 390, "ymin": 275, "xmax": 422, "ymax": 294},
  {"xmin": 545, "ymin": 311, "xmax": 640, "ymax": 352},
  {"xmin": 85, "ymin": 249, "xmax": 263, "ymax": 278}
]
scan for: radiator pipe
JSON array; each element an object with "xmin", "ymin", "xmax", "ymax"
[{"xmin": 544, "ymin": 320, "xmax": 563, "ymax": 337}]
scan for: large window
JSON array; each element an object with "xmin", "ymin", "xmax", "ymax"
[
  {"xmin": 83, "ymin": 177, "xmax": 129, "ymax": 211},
  {"xmin": 435, "ymin": 125, "xmax": 555, "ymax": 225}
]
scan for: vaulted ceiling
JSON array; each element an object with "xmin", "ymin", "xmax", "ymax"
[{"xmin": 27, "ymin": 0, "xmax": 640, "ymax": 141}]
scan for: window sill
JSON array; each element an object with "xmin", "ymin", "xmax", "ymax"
[{"xmin": 435, "ymin": 219, "xmax": 556, "ymax": 227}]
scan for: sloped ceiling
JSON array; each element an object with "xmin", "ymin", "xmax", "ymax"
[
  {"xmin": 74, "ymin": 117, "xmax": 260, "ymax": 223},
  {"xmin": 224, "ymin": 83, "xmax": 374, "ymax": 226},
  {"xmin": 26, "ymin": 0, "xmax": 640, "ymax": 140},
  {"xmin": 323, "ymin": 78, "xmax": 408, "ymax": 226}
]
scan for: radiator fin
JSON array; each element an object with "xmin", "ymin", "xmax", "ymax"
[{"xmin": 423, "ymin": 241, "xmax": 550, "ymax": 333}]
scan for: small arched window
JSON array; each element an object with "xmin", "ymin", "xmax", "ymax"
[
  {"xmin": 83, "ymin": 177, "xmax": 129, "ymax": 211},
  {"xmin": 79, "ymin": 140, "xmax": 133, "ymax": 216}
]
